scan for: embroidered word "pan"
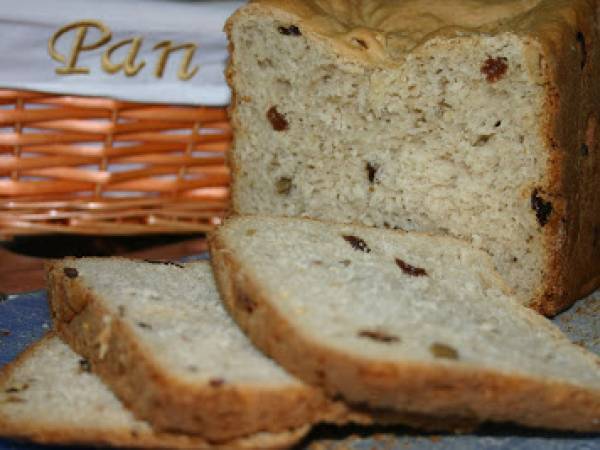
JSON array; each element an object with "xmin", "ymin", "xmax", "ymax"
[{"xmin": 48, "ymin": 20, "xmax": 199, "ymax": 80}]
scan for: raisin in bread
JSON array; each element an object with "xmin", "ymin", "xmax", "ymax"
[
  {"xmin": 209, "ymin": 216, "xmax": 600, "ymax": 432},
  {"xmin": 0, "ymin": 334, "xmax": 309, "ymax": 449},
  {"xmin": 225, "ymin": 0, "xmax": 600, "ymax": 315}
]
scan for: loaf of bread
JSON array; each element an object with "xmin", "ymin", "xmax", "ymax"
[
  {"xmin": 209, "ymin": 216, "xmax": 600, "ymax": 432},
  {"xmin": 0, "ymin": 334, "xmax": 309, "ymax": 449},
  {"xmin": 225, "ymin": 0, "xmax": 600, "ymax": 315}
]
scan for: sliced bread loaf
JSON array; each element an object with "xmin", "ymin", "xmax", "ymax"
[
  {"xmin": 209, "ymin": 216, "xmax": 600, "ymax": 432},
  {"xmin": 225, "ymin": 0, "xmax": 600, "ymax": 315},
  {"xmin": 0, "ymin": 334, "xmax": 309, "ymax": 449}
]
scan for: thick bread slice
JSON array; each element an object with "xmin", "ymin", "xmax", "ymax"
[
  {"xmin": 209, "ymin": 216, "xmax": 600, "ymax": 432},
  {"xmin": 46, "ymin": 259, "xmax": 340, "ymax": 441},
  {"xmin": 0, "ymin": 334, "xmax": 309, "ymax": 449}
]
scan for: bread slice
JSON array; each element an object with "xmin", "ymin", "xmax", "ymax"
[
  {"xmin": 209, "ymin": 216, "xmax": 600, "ymax": 432},
  {"xmin": 225, "ymin": 0, "xmax": 600, "ymax": 316},
  {"xmin": 46, "ymin": 258, "xmax": 343, "ymax": 441},
  {"xmin": 0, "ymin": 334, "xmax": 309, "ymax": 449}
]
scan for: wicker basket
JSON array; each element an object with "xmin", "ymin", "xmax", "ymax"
[{"xmin": 0, "ymin": 89, "xmax": 231, "ymax": 237}]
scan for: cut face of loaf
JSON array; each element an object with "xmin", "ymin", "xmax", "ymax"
[
  {"xmin": 226, "ymin": 0, "xmax": 600, "ymax": 315},
  {"xmin": 0, "ymin": 335, "xmax": 310, "ymax": 449},
  {"xmin": 209, "ymin": 216, "xmax": 600, "ymax": 432}
]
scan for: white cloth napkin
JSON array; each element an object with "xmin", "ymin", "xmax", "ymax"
[{"xmin": 0, "ymin": 0, "xmax": 245, "ymax": 105}]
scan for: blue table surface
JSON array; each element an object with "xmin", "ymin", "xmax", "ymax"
[{"xmin": 0, "ymin": 279, "xmax": 598, "ymax": 449}]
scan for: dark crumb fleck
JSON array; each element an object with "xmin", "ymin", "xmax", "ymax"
[
  {"xmin": 430, "ymin": 343, "xmax": 459, "ymax": 360},
  {"xmin": 0, "ymin": 330, "xmax": 10, "ymax": 337},
  {"xmin": 209, "ymin": 378, "xmax": 225, "ymax": 387},
  {"xmin": 339, "ymin": 259, "xmax": 352, "ymax": 267},
  {"xmin": 5, "ymin": 384, "xmax": 28, "ymax": 394},
  {"xmin": 512, "ymin": 257, "xmax": 518, "ymax": 262},
  {"xmin": 580, "ymin": 143, "xmax": 589, "ymax": 156},
  {"xmin": 352, "ymin": 38, "xmax": 368, "ymax": 49},
  {"xmin": 576, "ymin": 31, "xmax": 587, "ymax": 69},
  {"xmin": 187, "ymin": 365, "xmax": 198, "ymax": 373},
  {"xmin": 276, "ymin": 177, "xmax": 293, "ymax": 195},
  {"xmin": 267, "ymin": 106, "xmax": 289, "ymax": 131},
  {"xmin": 531, "ymin": 189, "xmax": 553, "ymax": 227},
  {"xmin": 5, "ymin": 396, "xmax": 25, "ymax": 403},
  {"xmin": 144, "ymin": 260, "xmax": 184, "ymax": 268},
  {"xmin": 0, "ymin": 292, "xmax": 7, "ymax": 303},
  {"xmin": 137, "ymin": 322, "xmax": 152, "ymax": 330},
  {"xmin": 395, "ymin": 258, "xmax": 428, "ymax": 277},
  {"xmin": 245, "ymin": 229, "xmax": 257, "ymax": 236},
  {"xmin": 278, "ymin": 25, "xmax": 301, "ymax": 36},
  {"xmin": 130, "ymin": 430, "xmax": 139, "ymax": 438},
  {"xmin": 473, "ymin": 134, "xmax": 493, "ymax": 146},
  {"xmin": 63, "ymin": 267, "xmax": 79, "ymax": 279},
  {"xmin": 118, "ymin": 305, "xmax": 126, "ymax": 317},
  {"xmin": 315, "ymin": 369, "xmax": 326, "ymax": 380},
  {"xmin": 366, "ymin": 162, "xmax": 378, "ymax": 183},
  {"xmin": 481, "ymin": 56, "xmax": 508, "ymax": 82},
  {"xmin": 237, "ymin": 292, "xmax": 257, "ymax": 314},
  {"xmin": 342, "ymin": 235, "xmax": 371, "ymax": 253},
  {"xmin": 438, "ymin": 98, "xmax": 452, "ymax": 110},
  {"xmin": 494, "ymin": 120, "xmax": 502, "ymax": 127},
  {"xmin": 358, "ymin": 330, "xmax": 400, "ymax": 343},
  {"xmin": 311, "ymin": 260, "xmax": 323, "ymax": 266},
  {"xmin": 78, "ymin": 358, "xmax": 91, "ymax": 373}
]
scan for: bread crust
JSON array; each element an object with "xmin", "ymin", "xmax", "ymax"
[
  {"xmin": 534, "ymin": 0, "xmax": 600, "ymax": 315},
  {"xmin": 45, "ymin": 259, "xmax": 334, "ymax": 442},
  {"xmin": 0, "ymin": 333, "xmax": 309, "ymax": 450},
  {"xmin": 209, "ymin": 225, "xmax": 600, "ymax": 433}
]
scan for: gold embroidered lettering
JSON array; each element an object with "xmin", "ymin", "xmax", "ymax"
[
  {"xmin": 153, "ymin": 40, "xmax": 199, "ymax": 80},
  {"xmin": 48, "ymin": 20, "xmax": 112, "ymax": 75},
  {"xmin": 101, "ymin": 37, "xmax": 145, "ymax": 77}
]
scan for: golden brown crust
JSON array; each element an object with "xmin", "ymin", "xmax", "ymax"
[
  {"xmin": 209, "ymin": 230, "xmax": 600, "ymax": 433},
  {"xmin": 0, "ymin": 334, "xmax": 309, "ymax": 449},
  {"xmin": 0, "ymin": 420, "xmax": 310, "ymax": 450},
  {"xmin": 532, "ymin": 0, "xmax": 600, "ymax": 316},
  {"xmin": 242, "ymin": 0, "xmax": 570, "ymax": 63},
  {"xmin": 45, "ymin": 259, "xmax": 331, "ymax": 442}
]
